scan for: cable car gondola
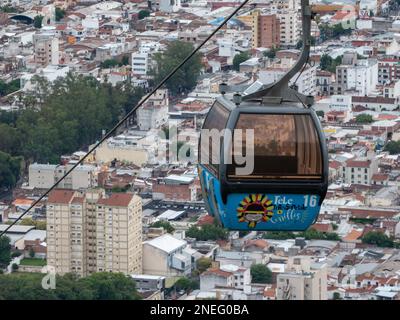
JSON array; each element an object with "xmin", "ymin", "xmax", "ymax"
[{"xmin": 198, "ymin": 0, "xmax": 328, "ymax": 231}]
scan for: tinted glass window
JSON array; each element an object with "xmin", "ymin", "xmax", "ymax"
[
  {"xmin": 200, "ymin": 101, "xmax": 230, "ymax": 175},
  {"xmin": 227, "ymin": 113, "xmax": 323, "ymax": 180}
]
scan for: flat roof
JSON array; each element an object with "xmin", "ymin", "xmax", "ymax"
[
  {"xmin": 0, "ymin": 224, "xmax": 35, "ymax": 234},
  {"xmin": 145, "ymin": 234, "xmax": 186, "ymax": 254},
  {"xmin": 131, "ymin": 274, "xmax": 166, "ymax": 280},
  {"xmin": 157, "ymin": 209, "xmax": 185, "ymax": 221},
  {"xmin": 165, "ymin": 175, "xmax": 194, "ymax": 184}
]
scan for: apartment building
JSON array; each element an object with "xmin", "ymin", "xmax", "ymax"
[
  {"xmin": 132, "ymin": 51, "xmax": 149, "ymax": 76},
  {"xmin": 136, "ymin": 89, "xmax": 169, "ymax": 131},
  {"xmin": 276, "ymin": 256, "xmax": 327, "ymax": 300},
  {"xmin": 252, "ymin": 11, "xmax": 280, "ymax": 49},
  {"xmin": 33, "ymin": 33, "xmax": 59, "ymax": 67},
  {"xmin": 46, "ymin": 189, "xmax": 142, "ymax": 276},
  {"xmin": 29, "ymin": 163, "xmax": 98, "ymax": 190},
  {"xmin": 336, "ymin": 52, "xmax": 378, "ymax": 96},
  {"xmin": 378, "ymin": 58, "xmax": 400, "ymax": 84},
  {"xmin": 276, "ymin": 11, "xmax": 301, "ymax": 47},
  {"xmin": 342, "ymin": 157, "xmax": 379, "ymax": 185}
]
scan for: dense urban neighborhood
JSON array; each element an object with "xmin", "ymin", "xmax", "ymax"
[{"xmin": 0, "ymin": 0, "xmax": 400, "ymax": 301}]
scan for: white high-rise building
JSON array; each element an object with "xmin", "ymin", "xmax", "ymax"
[{"xmin": 336, "ymin": 53, "xmax": 378, "ymax": 96}]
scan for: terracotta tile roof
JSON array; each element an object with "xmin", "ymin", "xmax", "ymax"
[
  {"xmin": 345, "ymin": 160, "xmax": 370, "ymax": 168},
  {"xmin": 311, "ymin": 223, "xmax": 331, "ymax": 233},
  {"xmin": 352, "ymin": 96, "xmax": 396, "ymax": 104},
  {"xmin": 371, "ymin": 173, "xmax": 389, "ymax": 181},
  {"xmin": 345, "ymin": 287, "xmax": 375, "ymax": 294},
  {"xmin": 343, "ymin": 229, "xmax": 363, "ymax": 242},
  {"xmin": 316, "ymin": 70, "xmax": 333, "ymax": 77},
  {"xmin": 377, "ymin": 114, "xmax": 398, "ymax": 121},
  {"xmin": 244, "ymin": 239, "xmax": 268, "ymax": 249},
  {"xmin": 263, "ymin": 285, "xmax": 276, "ymax": 298},
  {"xmin": 196, "ymin": 215, "xmax": 214, "ymax": 226},
  {"xmin": 329, "ymin": 160, "xmax": 342, "ymax": 170},
  {"xmin": 202, "ymin": 268, "xmax": 233, "ymax": 278},
  {"xmin": 56, "ymin": 24, "xmax": 67, "ymax": 31},
  {"xmin": 363, "ymin": 226, "xmax": 386, "ymax": 235},
  {"xmin": 339, "ymin": 207, "xmax": 398, "ymax": 219},
  {"xmin": 72, "ymin": 196, "xmax": 85, "ymax": 204},
  {"xmin": 13, "ymin": 198, "xmax": 34, "ymax": 206},
  {"xmin": 47, "ymin": 190, "xmax": 75, "ymax": 204},
  {"xmin": 97, "ymin": 193, "xmax": 134, "ymax": 207},
  {"xmin": 331, "ymin": 11, "xmax": 357, "ymax": 21}
]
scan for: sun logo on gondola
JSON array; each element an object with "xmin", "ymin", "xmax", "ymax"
[{"xmin": 237, "ymin": 194, "xmax": 274, "ymax": 228}]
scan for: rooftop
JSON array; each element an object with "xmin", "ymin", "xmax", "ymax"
[
  {"xmin": 47, "ymin": 190, "xmax": 75, "ymax": 204},
  {"xmin": 97, "ymin": 193, "xmax": 135, "ymax": 207},
  {"xmin": 145, "ymin": 234, "xmax": 187, "ymax": 253}
]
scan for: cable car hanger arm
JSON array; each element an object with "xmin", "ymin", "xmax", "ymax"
[{"xmin": 242, "ymin": 0, "xmax": 315, "ymax": 105}]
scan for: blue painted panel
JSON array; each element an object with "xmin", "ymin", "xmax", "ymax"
[{"xmin": 198, "ymin": 165, "xmax": 321, "ymax": 231}]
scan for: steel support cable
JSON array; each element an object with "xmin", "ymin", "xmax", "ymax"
[{"xmin": 0, "ymin": 0, "xmax": 252, "ymax": 237}]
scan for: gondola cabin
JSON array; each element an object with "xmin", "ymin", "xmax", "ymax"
[{"xmin": 198, "ymin": 95, "xmax": 328, "ymax": 231}]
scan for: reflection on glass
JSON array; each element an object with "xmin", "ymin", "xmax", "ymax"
[
  {"xmin": 228, "ymin": 113, "xmax": 323, "ymax": 180},
  {"xmin": 200, "ymin": 102, "xmax": 230, "ymax": 174}
]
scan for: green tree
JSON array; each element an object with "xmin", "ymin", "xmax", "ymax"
[
  {"xmin": 263, "ymin": 231, "xmax": 296, "ymax": 240},
  {"xmin": 81, "ymin": 272, "xmax": 142, "ymax": 300},
  {"xmin": 0, "ymin": 5, "xmax": 18, "ymax": 13},
  {"xmin": 138, "ymin": 10, "xmax": 150, "ymax": 20},
  {"xmin": 263, "ymin": 47, "xmax": 279, "ymax": 59},
  {"xmin": 14, "ymin": 74, "xmax": 143, "ymax": 163},
  {"xmin": 0, "ymin": 151, "xmax": 22, "ymax": 189},
  {"xmin": 29, "ymin": 247, "xmax": 35, "ymax": 258},
  {"xmin": 100, "ymin": 59, "xmax": 119, "ymax": 69},
  {"xmin": 150, "ymin": 220, "xmax": 175, "ymax": 233},
  {"xmin": 196, "ymin": 257, "xmax": 212, "ymax": 273},
  {"xmin": 151, "ymin": 41, "xmax": 202, "ymax": 95},
  {"xmin": 119, "ymin": 55, "xmax": 130, "ymax": 66},
  {"xmin": 186, "ymin": 223, "xmax": 228, "ymax": 241},
  {"xmin": 11, "ymin": 251, "xmax": 22, "ymax": 258},
  {"xmin": 384, "ymin": 140, "xmax": 400, "ymax": 155},
  {"xmin": 320, "ymin": 54, "xmax": 342, "ymax": 73},
  {"xmin": 319, "ymin": 23, "xmax": 352, "ymax": 42},
  {"xmin": 55, "ymin": 7, "xmax": 66, "ymax": 21},
  {"xmin": 362, "ymin": 231, "xmax": 394, "ymax": 248},
  {"xmin": 34, "ymin": 15, "xmax": 44, "ymax": 29},
  {"xmin": 301, "ymin": 228, "xmax": 340, "ymax": 241},
  {"xmin": 0, "ymin": 123, "xmax": 21, "ymax": 155},
  {"xmin": 251, "ymin": 264, "xmax": 272, "ymax": 283},
  {"xmin": 11, "ymin": 263, "xmax": 18, "ymax": 272},
  {"xmin": 0, "ymin": 236, "xmax": 11, "ymax": 270},
  {"xmin": 175, "ymin": 277, "xmax": 199, "ymax": 293},
  {"xmin": 0, "ymin": 79, "xmax": 20, "ymax": 96},
  {"xmin": 333, "ymin": 292, "xmax": 341, "ymax": 300},
  {"xmin": 316, "ymin": 110, "xmax": 324, "ymax": 118},
  {"xmin": 233, "ymin": 51, "xmax": 251, "ymax": 71},
  {"xmin": 355, "ymin": 114, "xmax": 374, "ymax": 124},
  {"xmin": 296, "ymin": 37, "xmax": 315, "ymax": 49},
  {"xmin": 0, "ymin": 272, "xmax": 142, "ymax": 300}
]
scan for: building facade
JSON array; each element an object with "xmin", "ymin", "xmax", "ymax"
[
  {"xmin": 33, "ymin": 33, "xmax": 59, "ymax": 67},
  {"xmin": 276, "ymin": 256, "xmax": 327, "ymax": 300},
  {"xmin": 46, "ymin": 189, "xmax": 142, "ymax": 276},
  {"xmin": 29, "ymin": 163, "xmax": 98, "ymax": 190},
  {"xmin": 252, "ymin": 11, "xmax": 280, "ymax": 49}
]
